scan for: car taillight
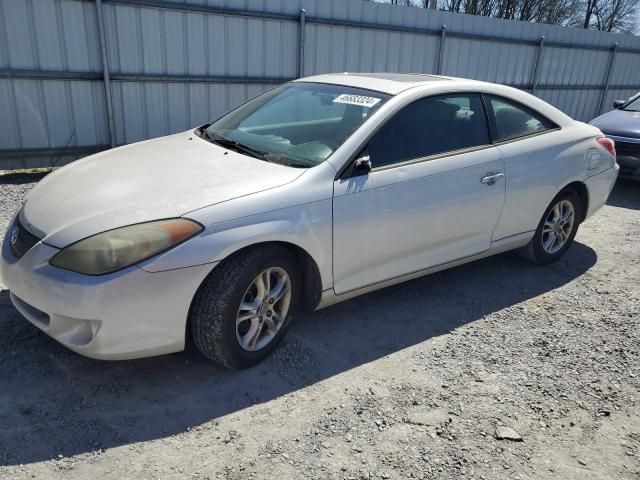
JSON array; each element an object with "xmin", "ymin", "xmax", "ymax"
[{"xmin": 597, "ymin": 137, "xmax": 616, "ymax": 156}]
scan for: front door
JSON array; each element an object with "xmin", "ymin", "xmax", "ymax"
[{"xmin": 332, "ymin": 93, "xmax": 506, "ymax": 294}]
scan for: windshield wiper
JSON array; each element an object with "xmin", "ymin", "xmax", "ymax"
[
  {"xmin": 202, "ymin": 130, "xmax": 310, "ymax": 168},
  {"xmin": 263, "ymin": 153, "xmax": 311, "ymax": 168},
  {"xmin": 203, "ymin": 131, "xmax": 268, "ymax": 161},
  {"xmin": 228, "ymin": 141, "xmax": 268, "ymax": 161}
]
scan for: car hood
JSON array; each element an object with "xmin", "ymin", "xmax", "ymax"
[
  {"xmin": 21, "ymin": 131, "xmax": 305, "ymax": 248},
  {"xmin": 589, "ymin": 109, "xmax": 640, "ymax": 138}
]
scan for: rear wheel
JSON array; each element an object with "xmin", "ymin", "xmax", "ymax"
[
  {"xmin": 518, "ymin": 189, "xmax": 583, "ymax": 265},
  {"xmin": 189, "ymin": 245, "xmax": 300, "ymax": 369}
]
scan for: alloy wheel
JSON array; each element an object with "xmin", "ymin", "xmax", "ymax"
[
  {"xmin": 541, "ymin": 199, "xmax": 575, "ymax": 254},
  {"xmin": 236, "ymin": 267, "xmax": 292, "ymax": 351}
]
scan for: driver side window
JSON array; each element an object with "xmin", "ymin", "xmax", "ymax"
[{"xmin": 366, "ymin": 93, "xmax": 490, "ymax": 169}]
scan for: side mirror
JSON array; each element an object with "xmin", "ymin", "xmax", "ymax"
[
  {"xmin": 613, "ymin": 100, "xmax": 625, "ymax": 109},
  {"xmin": 354, "ymin": 154, "xmax": 372, "ymax": 174}
]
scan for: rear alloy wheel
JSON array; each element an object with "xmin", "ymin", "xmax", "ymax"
[
  {"xmin": 189, "ymin": 245, "xmax": 300, "ymax": 369},
  {"xmin": 541, "ymin": 199, "xmax": 576, "ymax": 254},
  {"xmin": 518, "ymin": 189, "xmax": 583, "ymax": 265}
]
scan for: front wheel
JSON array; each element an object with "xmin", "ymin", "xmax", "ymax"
[
  {"xmin": 517, "ymin": 189, "xmax": 583, "ymax": 265},
  {"xmin": 189, "ymin": 245, "xmax": 301, "ymax": 369}
]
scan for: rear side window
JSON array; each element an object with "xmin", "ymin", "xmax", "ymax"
[
  {"xmin": 366, "ymin": 93, "xmax": 490, "ymax": 168},
  {"xmin": 487, "ymin": 96, "xmax": 556, "ymax": 142}
]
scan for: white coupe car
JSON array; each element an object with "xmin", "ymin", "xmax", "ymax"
[{"xmin": 1, "ymin": 73, "xmax": 618, "ymax": 369}]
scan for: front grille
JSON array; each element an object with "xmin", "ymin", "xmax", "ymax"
[
  {"xmin": 616, "ymin": 141, "xmax": 640, "ymax": 157},
  {"xmin": 9, "ymin": 215, "xmax": 41, "ymax": 260},
  {"xmin": 619, "ymin": 162, "xmax": 640, "ymax": 179}
]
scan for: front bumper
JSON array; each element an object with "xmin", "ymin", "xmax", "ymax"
[
  {"xmin": 616, "ymin": 155, "xmax": 640, "ymax": 180},
  {"xmin": 1, "ymin": 228, "xmax": 215, "ymax": 360},
  {"xmin": 607, "ymin": 134, "xmax": 640, "ymax": 180}
]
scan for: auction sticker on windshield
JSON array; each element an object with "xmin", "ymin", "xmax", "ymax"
[{"xmin": 333, "ymin": 94, "xmax": 382, "ymax": 108}]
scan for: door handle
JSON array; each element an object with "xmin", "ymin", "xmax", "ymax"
[{"xmin": 480, "ymin": 172, "xmax": 504, "ymax": 185}]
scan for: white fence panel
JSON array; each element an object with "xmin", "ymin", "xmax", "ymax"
[{"xmin": 1, "ymin": 0, "xmax": 640, "ymax": 169}]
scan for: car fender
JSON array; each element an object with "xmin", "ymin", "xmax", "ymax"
[{"xmin": 137, "ymin": 198, "xmax": 334, "ymax": 290}]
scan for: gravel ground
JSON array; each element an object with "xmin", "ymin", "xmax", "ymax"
[{"xmin": 0, "ymin": 174, "xmax": 638, "ymax": 480}]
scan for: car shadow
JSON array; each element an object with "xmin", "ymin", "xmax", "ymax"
[
  {"xmin": 0, "ymin": 239, "xmax": 598, "ymax": 466},
  {"xmin": 0, "ymin": 172, "xmax": 48, "ymax": 185},
  {"xmin": 607, "ymin": 178, "xmax": 639, "ymax": 210}
]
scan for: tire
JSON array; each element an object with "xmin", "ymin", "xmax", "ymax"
[
  {"xmin": 189, "ymin": 245, "xmax": 301, "ymax": 369},
  {"xmin": 517, "ymin": 188, "xmax": 583, "ymax": 265}
]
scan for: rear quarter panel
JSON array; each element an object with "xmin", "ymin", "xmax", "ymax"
[{"xmin": 492, "ymin": 125, "xmax": 599, "ymax": 240}]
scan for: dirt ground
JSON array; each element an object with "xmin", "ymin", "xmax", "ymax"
[{"xmin": 0, "ymin": 176, "xmax": 638, "ymax": 480}]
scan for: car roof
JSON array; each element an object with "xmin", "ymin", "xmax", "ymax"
[
  {"xmin": 295, "ymin": 72, "xmax": 576, "ymax": 128},
  {"xmin": 295, "ymin": 72, "xmax": 484, "ymax": 95}
]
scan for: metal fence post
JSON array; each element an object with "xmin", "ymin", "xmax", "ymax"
[
  {"xmin": 597, "ymin": 42, "xmax": 618, "ymax": 115},
  {"xmin": 436, "ymin": 25, "xmax": 447, "ymax": 74},
  {"xmin": 298, "ymin": 9, "xmax": 306, "ymax": 78},
  {"xmin": 95, "ymin": 0, "xmax": 116, "ymax": 148},
  {"xmin": 531, "ymin": 35, "xmax": 545, "ymax": 96}
]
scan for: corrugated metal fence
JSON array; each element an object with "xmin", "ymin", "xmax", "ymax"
[{"xmin": 1, "ymin": 0, "xmax": 640, "ymax": 170}]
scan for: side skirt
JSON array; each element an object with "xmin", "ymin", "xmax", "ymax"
[{"xmin": 316, "ymin": 231, "xmax": 534, "ymax": 310}]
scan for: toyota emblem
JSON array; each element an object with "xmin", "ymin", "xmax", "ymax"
[{"xmin": 10, "ymin": 226, "xmax": 19, "ymax": 245}]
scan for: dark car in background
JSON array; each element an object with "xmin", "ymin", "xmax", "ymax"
[{"xmin": 590, "ymin": 93, "xmax": 640, "ymax": 180}]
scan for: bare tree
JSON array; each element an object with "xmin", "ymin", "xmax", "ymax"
[
  {"xmin": 592, "ymin": 0, "xmax": 638, "ymax": 33},
  {"xmin": 570, "ymin": 0, "xmax": 638, "ymax": 33},
  {"xmin": 418, "ymin": 0, "xmax": 439, "ymax": 8},
  {"xmin": 439, "ymin": 0, "xmax": 501, "ymax": 16},
  {"xmin": 440, "ymin": 0, "xmax": 465, "ymax": 12},
  {"xmin": 518, "ymin": 0, "xmax": 541, "ymax": 21},
  {"xmin": 374, "ymin": 0, "xmax": 638, "ymax": 34},
  {"xmin": 581, "ymin": 0, "xmax": 598, "ymax": 27},
  {"xmin": 545, "ymin": 0, "xmax": 582, "ymax": 24}
]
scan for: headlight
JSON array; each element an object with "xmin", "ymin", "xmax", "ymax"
[{"xmin": 50, "ymin": 218, "xmax": 203, "ymax": 275}]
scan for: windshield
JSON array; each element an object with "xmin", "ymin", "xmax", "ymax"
[
  {"xmin": 205, "ymin": 82, "xmax": 390, "ymax": 167},
  {"xmin": 623, "ymin": 95, "xmax": 640, "ymax": 112}
]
